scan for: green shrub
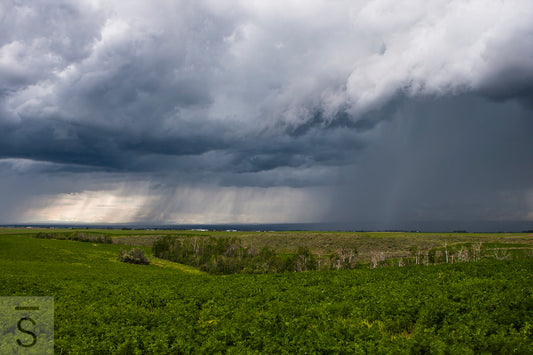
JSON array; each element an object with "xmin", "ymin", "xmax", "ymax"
[
  {"xmin": 153, "ymin": 236, "xmax": 365, "ymax": 274},
  {"xmin": 118, "ymin": 248, "xmax": 149, "ymax": 265},
  {"xmin": 34, "ymin": 231, "xmax": 113, "ymax": 244}
]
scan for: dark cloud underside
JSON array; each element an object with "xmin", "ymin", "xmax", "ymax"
[{"xmin": 0, "ymin": 0, "xmax": 532, "ymax": 226}]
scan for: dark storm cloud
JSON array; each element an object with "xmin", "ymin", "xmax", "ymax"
[
  {"xmin": 0, "ymin": 114, "xmax": 364, "ymax": 178},
  {"xmin": 0, "ymin": 1, "xmax": 105, "ymax": 94},
  {"xmin": 327, "ymin": 95, "xmax": 533, "ymax": 227},
  {"xmin": 284, "ymin": 108, "xmax": 380, "ymax": 137},
  {"xmin": 0, "ymin": 0, "xmax": 367, "ymax": 180},
  {"xmin": 1, "ymin": 0, "xmax": 533, "ymax": 225}
]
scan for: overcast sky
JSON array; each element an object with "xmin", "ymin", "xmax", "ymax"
[{"xmin": 1, "ymin": 0, "xmax": 532, "ymax": 229}]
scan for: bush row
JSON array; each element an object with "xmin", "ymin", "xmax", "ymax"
[
  {"xmin": 33, "ymin": 231, "xmax": 113, "ymax": 244},
  {"xmin": 152, "ymin": 236, "xmax": 361, "ymax": 274}
]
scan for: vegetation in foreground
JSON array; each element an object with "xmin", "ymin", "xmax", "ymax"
[{"xmin": 0, "ymin": 229, "xmax": 532, "ymax": 353}]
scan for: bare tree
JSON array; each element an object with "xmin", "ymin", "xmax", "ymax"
[
  {"xmin": 457, "ymin": 246, "xmax": 470, "ymax": 262},
  {"xmin": 472, "ymin": 242, "xmax": 482, "ymax": 262},
  {"xmin": 192, "ymin": 237, "xmax": 200, "ymax": 258},
  {"xmin": 493, "ymin": 248, "xmax": 509, "ymax": 260},
  {"xmin": 370, "ymin": 251, "xmax": 385, "ymax": 269}
]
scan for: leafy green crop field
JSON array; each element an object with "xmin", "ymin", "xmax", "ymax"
[{"xmin": 1, "ymin": 230, "xmax": 532, "ymax": 353}]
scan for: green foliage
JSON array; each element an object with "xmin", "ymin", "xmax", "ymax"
[
  {"xmin": 153, "ymin": 236, "xmax": 340, "ymax": 274},
  {"xmin": 33, "ymin": 231, "xmax": 113, "ymax": 243},
  {"xmin": 118, "ymin": 248, "xmax": 149, "ymax": 265},
  {"xmin": 0, "ymin": 233, "xmax": 532, "ymax": 354}
]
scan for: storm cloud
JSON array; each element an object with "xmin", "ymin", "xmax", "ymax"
[{"xmin": 1, "ymin": 0, "xmax": 532, "ymax": 227}]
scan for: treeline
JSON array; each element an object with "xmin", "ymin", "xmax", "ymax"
[
  {"xmin": 370, "ymin": 242, "xmax": 530, "ymax": 268},
  {"xmin": 33, "ymin": 231, "xmax": 113, "ymax": 244},
  {"xmin": 154, "ymin": 236, "xmax": 533, "ymax": 274},
  {"xmin": 153, "ymin": 236, "xmax": 360, "ymax": 274}
]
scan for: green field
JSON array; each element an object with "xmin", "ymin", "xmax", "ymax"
[{"xmin": 1, "ymin": 228, "xmax": 532, "ymax": 353}]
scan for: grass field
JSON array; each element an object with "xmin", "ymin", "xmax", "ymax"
[{"xmin": 1, "ymin": 228, "xmax": 532, "ymax": 353}]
